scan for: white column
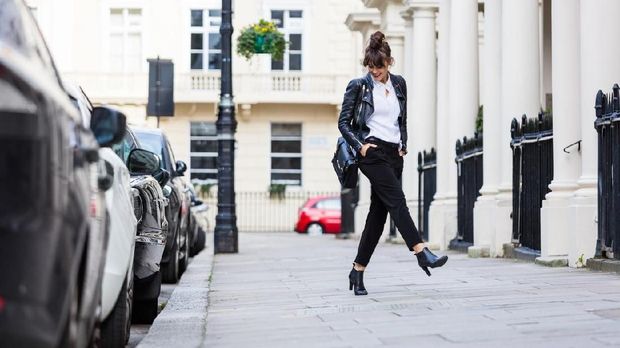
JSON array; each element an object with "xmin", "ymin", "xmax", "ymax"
[
  {"xmin": 379, "ymin": 1, "xmax": 406, "ymax": 75},
  {"xmin": 539, "ymin": 0, "xmax": 581, "ymax": 263},
  {"xmin": 428, "ymin": 0, "xmax": 454, "ymax": 250},
  {"xmin": 400, "ymin": 10, "xmax": 417, "ymax": 223},
  {"xmin": 571, "ymin": 0, "xmax": 620, "ymax": 264},
  {"xmin": 496, "ymin": 0, "xmax": 540, "ymax": 254},
  {"xmin": 445, "ymin": 0, "xmax": 479, "ymax": 248},
  {"xmin": 411, "ymin": 7, "xmax": 438, "ymax": 160},
  {"xmin": 401, "ymin": 4, "xmax": 438, "ymax": 229},
  {"xmin": 472, "ymin": 0, "xmax": 502, "ymax": 256},
  {"xmin": 448, "ymin": 0, "xmax": 479, "ymax": 146}
]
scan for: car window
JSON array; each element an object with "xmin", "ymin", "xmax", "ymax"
[
  {"xmin": 315, "ymin": 198, "xmax": 340, "ymax": 210},
  {"xmin": 112, "ymin": 131, "xmax": 137, "ymax": 163},
  {"xmin": 134, "ymin": 131, "xmax": 166, "ymax": 169},
  {"xmin": 166, "ymin": 138, "xmax": 176, "ymax": 165}
]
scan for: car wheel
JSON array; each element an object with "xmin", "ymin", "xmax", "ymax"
[
  {"xmin": 161, "ymin": 237, "xmax": 179, "ymax": 284},
  {"xmin": 59, "ymin": 281, "xmax": 79, "ymax": 348},
  {"xmin": 306, "ymin": 223, "xmax": 324, "ymax": 236},
  {"xmin": 179, "ymin": 227, "xmax": 189, "ymax": 275},
  {"xmin": 132, "ymin": 272, "xmax": 161, "ymax": 324},
  {"xmin": 193, "ymin": 228, "xmax": 206, "ymax": 255},
  {"xmin": 100, "ymin": 275, "xmax": 133, "ymax": 347},
  {"xmin": 131, "ymin": 298, "xmax": 158, "ymax": 325},
  {"xmin": 189, "ymin": 224, "xmax": 199, "ymax": 257}
]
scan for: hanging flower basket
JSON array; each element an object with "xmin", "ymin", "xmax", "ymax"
[{"xmin": 237, "ymin": 19, "xmax": 286, "ymax": 61}]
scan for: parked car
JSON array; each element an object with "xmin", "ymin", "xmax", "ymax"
[
  {"xmin": 66, "ymin": 84, "xmax": 138, "ymax": 346},
  {"xmin": 112, "ymin": 130, "xmax": 170, "ymax": 324},
  {"xmin": 0, "ymin": 2, "xmax": 125, "ymax": 346},
  {"xmin": 295, "ymin": 196, "xmax": 342, "ymax": 235},
  {"xmin": 131, "ymin": 127, "xmax": 192, "ymax": 283},
  {"xmin": 188, "ymin": 185, "xmax": 208, "ymax": 257}
]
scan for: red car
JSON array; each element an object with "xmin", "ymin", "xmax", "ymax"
[{"xmin": 295, "ymin": 196, "xmax": 341, "ymax": 234}]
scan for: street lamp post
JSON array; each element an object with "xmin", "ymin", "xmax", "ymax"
[{"xmin": 214, "ymin": 0, "xmax": 238, "ymax": 253}]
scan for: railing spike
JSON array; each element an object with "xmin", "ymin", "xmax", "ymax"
[
  {"xmin": 595, "ymin": 90, "xmax": 606, "ymax": 117},
  {"xmin": 613, "ymin": 84, "xmax": 620, "ymax": 112},
  {"xmin": 511, "ymin": 118, "xmax": 518, "ymax": 139}
]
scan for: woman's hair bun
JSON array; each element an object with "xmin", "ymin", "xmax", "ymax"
[
  {"xmin": 363, "ymin": 30, "xmax": 392, "ymax": 68},
  {"xmin": 369, "ymin": 31, "xmax": 385, "ymax": 50}
]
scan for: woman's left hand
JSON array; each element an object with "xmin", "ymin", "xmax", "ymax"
[{"xmin": 399, "ymin": 150, "xmax": 406, "ymax": 157}]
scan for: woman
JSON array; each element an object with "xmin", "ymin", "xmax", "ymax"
[{"xmin": 338, "ymin": 31, "xmax": 448, "ymax": 296}]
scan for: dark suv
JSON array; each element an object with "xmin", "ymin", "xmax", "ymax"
[
  {"xmin": 0, "ymin": 1, "xmax": 125, "ymax": 346},
  {"xmin": 131, "ymin": 127, "xmax": 192, "ymax": 283}
]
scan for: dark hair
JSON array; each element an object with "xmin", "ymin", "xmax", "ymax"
[{"xmin": 363, "ymin": 31, "xmax": 393, "ymax": 68}]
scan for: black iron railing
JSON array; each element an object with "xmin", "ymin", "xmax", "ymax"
[
  {"xmin": 594, "ymin": 84, "xmax": 620, "ymax": 260},
  {"xmin": 511, "ymin": 113, "xmax": 553, "ymax": 252},
  {"xmin": 417, "ymin": 149, "xmax": 436, "ymax": 241},
  {"xmin": 201, "ymin": 191, "xmax": 340, "ymax": 232},
  {"xmin": 451, "ymin": 134, "xmax": 483, "ymax": 249}
]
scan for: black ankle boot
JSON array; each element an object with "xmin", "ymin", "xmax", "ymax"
[
  {"xmin": 416, "ymin": 247, "xmax": 448, "ymax": 277},
  {"xmin": 349, "ymin": 267, "xmax": 368, "ymax": 296}
]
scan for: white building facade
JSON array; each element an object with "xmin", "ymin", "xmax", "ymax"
[
  {"xmin": 346, "ymin": 0, "xmax": 620, "ymax": 267},
  {"xmin": 26, "ymin": 0, "xmax": 366, "ymax": 194}
]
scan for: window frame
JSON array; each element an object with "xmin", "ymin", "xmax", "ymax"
[
  {"xmin": 270, "ymin": 9, "xmax": 303, "ymax": 72},
  {"xmin": 189, "ymin": 8, "xmax": 221, "ymax": 71},
  {"xmin": 108, "ymin": 7, "xmax": 144, "ymax": 73},
  {"xmin": 189, "ymin": 121, "xmax": 219, "ymax": 183},
  {"xmin": 270, "ymin": 122, "xmax": 302, "ymax": 186}
]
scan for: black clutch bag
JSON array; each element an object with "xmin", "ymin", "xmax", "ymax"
[{"xmin": 332, "ymin": 137, "xmax": 358, "ymax": 189}]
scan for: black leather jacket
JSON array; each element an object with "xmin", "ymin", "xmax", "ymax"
[{"xmin": 337, "ymin": 72, "xmax": 408, "ymax": 154}]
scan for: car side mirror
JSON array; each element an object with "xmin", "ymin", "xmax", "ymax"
[
  {"xmin": 127, "ymin": 149, "xmax": 161, "ymax": 175},
  {"xmin": 154, "ymin": 169, "xmax": 171, "ymax": 188},
  {"xmin": 175, "ymin": 160, "xmax": 187, "ymax": 176},
  {"xmin": 90, "ymin": 107, "xmax": 127, "ymax": 147}
]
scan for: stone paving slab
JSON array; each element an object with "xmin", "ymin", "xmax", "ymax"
[{"xmin": 203, "ymin": 232, "xmax": 620, "ymax": 348}]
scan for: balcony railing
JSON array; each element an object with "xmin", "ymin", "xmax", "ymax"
[
  {"xmin": 66, "ymin": 71, "xmax": 349, "ymax": 105},
  {"xmin": 177, "ymin": 71, "xmax": 348, "ymax": 104}
]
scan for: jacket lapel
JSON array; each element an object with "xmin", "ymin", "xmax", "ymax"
[
  {"xmin": 390, "ymin": 73, "xmax": 406, "ymax": 115},
  {"xmin": 362, "ymin": 73, "xmax": 374, "ymax": 119}
]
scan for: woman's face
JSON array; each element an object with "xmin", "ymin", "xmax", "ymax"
[{"xmin": 368, "ymin": 63, "xmax": 389, "ymax": 83}]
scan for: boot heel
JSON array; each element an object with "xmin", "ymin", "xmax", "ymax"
[
  {"xmin": 349, "ymin": 281, "xmax": 353, "ymax": 291},
  {"xmin": 421, "ymin": 266, "xmax": 431, "ymax": 277}
]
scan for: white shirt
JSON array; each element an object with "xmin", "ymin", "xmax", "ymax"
[{"xmin": 365, "ymin": 77, "xmax": 401, "ymax": 145}]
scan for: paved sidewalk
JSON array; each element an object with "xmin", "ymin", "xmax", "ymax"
[{"xmin": 204, "ymin": 233, "xmax": 620, "ymax": 348}]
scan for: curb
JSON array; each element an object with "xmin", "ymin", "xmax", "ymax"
[{"xmin": 137, "ymin": 232, "xmax": 215, "ymax": 348}]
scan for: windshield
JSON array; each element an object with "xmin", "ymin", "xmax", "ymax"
[{"xmin": 134, "ymin": 131, "xmax": 165, "ymax": 167}]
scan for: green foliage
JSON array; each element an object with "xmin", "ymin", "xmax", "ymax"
[
  {"xmin": 576, "ymin": 253, "xmax": 585, "ymax": 268},
  {"xmin": 195, "ymin": 182, "xmax": 216, "ymax": 198},
  {"xmin": 268, "ymin": 183, "xmax": 286, "ymax": 200},
  {"xmin": 475, "ymin": 105, "xmax": 484, "ymax": 134},
  {"xmin": 237, "ymin": 19, "xmax": 287, "ymax": 61}
]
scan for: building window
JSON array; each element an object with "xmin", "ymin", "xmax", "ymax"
[
  {"xmin": 270, "ymin": 10, "xmax": 303, "ymax": 71},
  {"xmin": 190, "ymin": 9, "xmax": 221, "ymax": 70},
  {"xmin": 271, "ymin": 123, "xmax": 302, "ymax": 186},
  {"xmin": 190, "ymin": 122, "xmax": 218, "ymax": 183},
  {"xmin": 109, "ymin": 8, "xmax": 143, "ymax": 72}
]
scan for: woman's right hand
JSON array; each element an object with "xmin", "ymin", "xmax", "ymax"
[{"xmin": 360, "ymin": 143, "xmax": 378, "ymax": 157}]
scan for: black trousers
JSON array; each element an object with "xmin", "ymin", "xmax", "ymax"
[{"xmin": 354, "ymin": 138, "xmax": 424, "ymax": 266}]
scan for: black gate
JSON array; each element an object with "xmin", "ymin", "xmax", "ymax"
[
  {"xmin": 417, "ymin": 149, "xmax": 436, "ymax": 241},
  {"xmin": 594, "ymin": 84, "xmax": 620, "ymax": 260},
  {"xmin": 511, "ymin": 113, "xmax": 553, "ymax": 252},
  {"xmin": 451, "ymin": 133, "xmax": 483, "ymax": 249}
]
